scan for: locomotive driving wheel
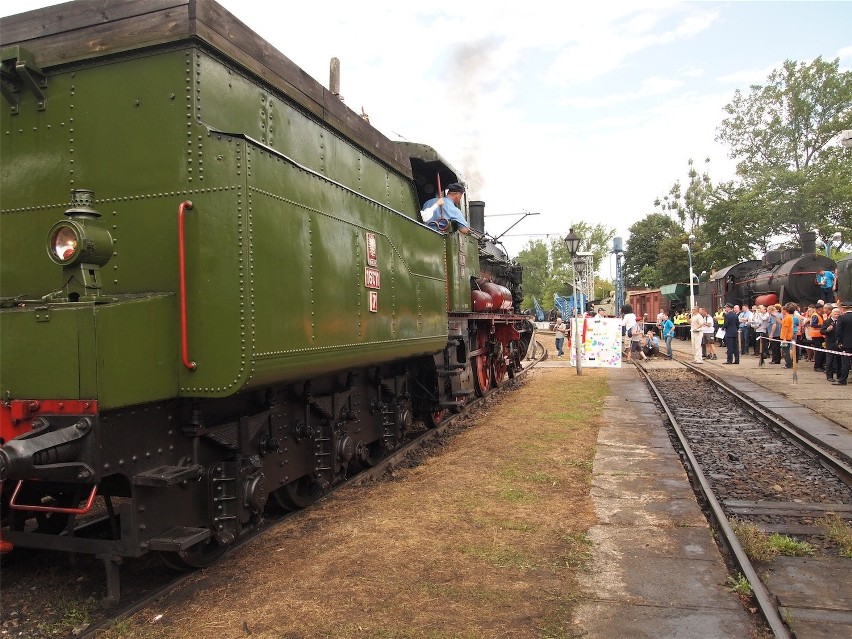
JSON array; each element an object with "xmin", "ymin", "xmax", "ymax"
[
  {"xmin": 282, "ymin": 475, "xmax": 325, "ymax": 509},
  {"xmin": 492, "ymin": 342, "xmax": 508, "ymax": 385},
  {"xmin": 472, "ymin": 330, "xmax": 492, "ymax": 396}
]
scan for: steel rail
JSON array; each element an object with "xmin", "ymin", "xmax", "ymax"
[
  {"xmin": 633, "ymin": 360, "xmax": 792, "ymax": 639},
  {"xmin": 678, "ymin": 357, "xmax": 852, "ymax": 481}
]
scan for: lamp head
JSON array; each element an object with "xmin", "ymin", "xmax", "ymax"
[{"xmin": 564, "ymin": 228, "xmax": 581, "ymax": 256}]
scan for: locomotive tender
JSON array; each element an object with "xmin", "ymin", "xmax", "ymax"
[{"xmin": 0, "ymin": 0, "xmax": 531, "ymax": 602}]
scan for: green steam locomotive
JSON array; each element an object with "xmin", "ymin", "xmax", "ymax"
[{"xmin": 0, "ymin": 0, "xmax": 532, "ymax": 603}]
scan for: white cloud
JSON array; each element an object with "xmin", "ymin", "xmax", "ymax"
[
  {"xmin": 838, "ymin": 45, "xmax": 852, "ymax": 59},
  {"xmin": 715, "ymin": 64, "xmax": 778, "ymax": 86},
  {"xmin": 561, "ymin": 75, "xmax": 685, "ymax": 108}
]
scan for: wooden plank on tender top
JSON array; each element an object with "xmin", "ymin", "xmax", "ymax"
[
  {"xmin": 0, "ymin": 0, "xmax": 188, "ymax": 47},
  {"xmin": 0, "ymin": 5, "xmax": 191, "ymax": 69}
]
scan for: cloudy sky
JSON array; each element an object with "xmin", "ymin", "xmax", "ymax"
[{"xmin": 4, "ymin": 1, "xmax": 851, "ymax": 275}]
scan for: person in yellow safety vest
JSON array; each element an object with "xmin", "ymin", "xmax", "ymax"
[{"xmin": 715, "ymin": 308, "xmax": 725, "ymax": 344}]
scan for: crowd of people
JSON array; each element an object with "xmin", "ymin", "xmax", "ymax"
[
  {"xmin": 609, "ymin": 299, "xmax": 852, "ymax": 385},
  {"xmin": 550, "ymin": 284, "xmax": 851, "ymax": 386}
]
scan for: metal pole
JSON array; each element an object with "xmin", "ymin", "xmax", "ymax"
[{"xmin": 574, "ymin": 270, "xmax": 582, "ymax": 376}]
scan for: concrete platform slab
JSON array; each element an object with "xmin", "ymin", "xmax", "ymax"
[
  {"xmin": 574, "ymin": 367, "xmax": 754, "ymax": 637},
  {"xmin": 574, "ymin": 601, "xmax": 753, "ymax": 639}
]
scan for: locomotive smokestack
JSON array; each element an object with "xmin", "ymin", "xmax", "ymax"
[
  {"xmin": 469, "ymin": 201, "xmax": 485, "ymax": 235},
  {"xmin": 329, "ymin": 57, "xmax": 342, "ymax": 101},
  {"xmin": 800, "ymin": 231, "xmax": 816, "ymax": 255}
]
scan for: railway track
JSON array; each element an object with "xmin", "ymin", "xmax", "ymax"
[
  {"xmin": 635, "ymin": 357, "xmax": 852, "ymax": 639},
  {"xmin": 0, "ymin": 342, "xmax": 546, "ymax": 639}
]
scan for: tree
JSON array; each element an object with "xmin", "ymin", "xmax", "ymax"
[
  {"xmin": 514, "ymin": 240, "xmax": 549, "ymax": 309},
  {"xmin": 514, "ymin": 222, "xmax": 616, "ymax": 309},
  {"xmin": 716, "ymin": 57, "xmax": 852, "ymax": 243},
  {"xmin": 623, "ymin": 213, "xmax": 684, "ymax": 287},
  {"xmin": 700, "ymin": 181, "xmax": 773, "ymax": 270},
  {"xmin": 654, "ymin": 158, "xmax": 714, "ymax": 233}
]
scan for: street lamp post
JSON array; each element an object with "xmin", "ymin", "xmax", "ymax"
[
  {"xmin": 681, "ymin": 234, "xmax": 696, "ymax": 311},
  {"xmin": 573, "ymin": 258, "xmax": 587, "ymax": 375},
  {"xmin": 564, "ymin": 228, "xmax": 583, "ymax": 375}
]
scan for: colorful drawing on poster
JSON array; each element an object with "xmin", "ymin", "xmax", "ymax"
[{"xmin": 568, "ymin": 317, "xmax": 622, "ymax": 368}]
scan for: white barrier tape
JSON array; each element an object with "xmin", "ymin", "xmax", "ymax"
[{"xmin": 757, "ymin": 336, "xmax": 852, "ymax": 358}]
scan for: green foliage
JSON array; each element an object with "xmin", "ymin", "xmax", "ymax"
[
  {"xmin": 631, "ymin": 56, "xmax": 851, "ymax": 282},
  {"xmin": 515, "ymin": 223, "xmax": 616, "ymax": 310},
  {"xmin": 726, "ymin": 573, "xmax": 752, "ymax": 598},
  {"xmin": 716, "ymin": 56, "xmax": 852, "ymax": 244},
  {"xmin": 654, "ymin": 158, "xmax": 714, "ymax": 233},
  {"xmin": 820, "ymin": 513, "xmax": 852, "ymax": 557},
  {"xmin": 516, "ymin": 240, "xmax": 550, "ymax": 308},
  {"xmin": 623, "ymin": 213, "xmax": 684, "ymax": 287},
  {"xmin": 731, "ymin": 519, "xmax": 814, "ymax": 561},
  {"xmin": 767, "ymin": 533, "xmax": 814, "ymax": 557}
]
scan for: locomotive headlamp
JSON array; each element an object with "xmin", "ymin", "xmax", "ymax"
[
  {"xmin": 50, "ymin": 224, "xmax": 79, "ymax": 262},
  {"xmin": 46, "ymin": 189, "xmax": 115, "ymax": 300},
  {"xmin": 46, "ymin": 219, "xmax": 113, "ymax": 267}
]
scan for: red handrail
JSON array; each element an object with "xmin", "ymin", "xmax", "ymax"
[
  {"xmin": 9, "ymin": 480, "xmax": 99, "ymax": 515},
  {"xmin": 178, "ymin": 200, "xmax": 197, "ymax": 371}
]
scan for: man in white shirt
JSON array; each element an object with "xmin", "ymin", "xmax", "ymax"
[
  {"xmin": 690, "ymin": 306, "xmax": 704, "ymax": 363},
  {"xmin": 738, "ymin": 304, "xmax": 753, "ymax": 355}
]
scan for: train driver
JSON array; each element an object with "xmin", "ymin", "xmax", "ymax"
[{"xmin": 421, "ymin": 183, "xmax": 470, "ymax": 234}]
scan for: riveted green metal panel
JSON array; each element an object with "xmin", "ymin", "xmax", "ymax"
[
  {"xmin": 1, "ymin": 47, "xmax": 197, "ymax": 300},
  {"xmin": 1, "ymin": 62, "xmax": 78, "ymax": 298},
  {"xmin": 193, "ymin": 49, "xmax": 416, "ymax": 216},
  {"xmin": 94, "ymin": 294, "xmax": 179, "ymax": 409},
  {"xmin": 0, "ymin": 295, "xmax": 177, "ymax": 408},
  {"xmin": 242, "ymin": 142, "xmax": 448, "ymax": 389},
  {"xmin": 0, "ymin": 306, "xmax": 83, "ymax": 400},
  {"xmin": 446, "ymin": 233, "xmax": 478, "ymax": 312}
]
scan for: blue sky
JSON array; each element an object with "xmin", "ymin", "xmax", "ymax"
[{"xmin": 3, "ymin": 1, "xmax": 851, "ymax": 276}]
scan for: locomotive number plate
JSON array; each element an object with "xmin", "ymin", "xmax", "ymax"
[
  {"xmin": 368, "ymin": 290, "xmax": 378, "ymax": 313},
  {"xmin": 364, "ymin": 267, "xmax": 381, "ymax": 289}
]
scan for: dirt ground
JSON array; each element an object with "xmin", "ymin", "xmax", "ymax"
[{"xmin": 104, "ymin": 368, "xmax": 608, "ymax": 639}]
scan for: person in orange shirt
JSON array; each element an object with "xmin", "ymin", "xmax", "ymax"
[{"xmin": 779, "ymin": 303, "xmax": 795, "ymax": 368}]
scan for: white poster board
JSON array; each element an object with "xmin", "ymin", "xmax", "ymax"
[{"xmin": 568, "ymin": 317, "xmax": 622, "ymax": 368}]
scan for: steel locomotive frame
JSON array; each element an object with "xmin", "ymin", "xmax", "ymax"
[{"xmin": 0, "ymin": 0, "xmax": 533, "ymax": 604}]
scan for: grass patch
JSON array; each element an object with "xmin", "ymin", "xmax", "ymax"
[
  {"xmin": 499, "ymin": 487, "xmax": 533, "ymax": 502},
  {"xmin": 98, "ymin": 369, "xmax": 608, "ymax": 639},
  {"xmin": 819, "ymin": 513, "xmax": 852, "ymax": 557},
  {"xmin": 767, "ymin": 533, "xmax": 814, "ymax": 556},
  {"xmin": 731, "ymin": 520, "xmax": 814, "ymax": 560},
  {"xmin": 36, "ymin": 596, "xmax": 99, "ymax": 636},
  {"xmin": 528, "ymin": 471, "xmax": 558, "ymax": 484},
  {"xmin": 460, "ymin": 544, "xmax": 538, "ymax": 570},
  {"xmin": 558, "ymin": 532, "xmax": 593, "ymax": 569},
  {"xmin": 726, "ymin": 573, "xmax": 752, "ymax": 598}
]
